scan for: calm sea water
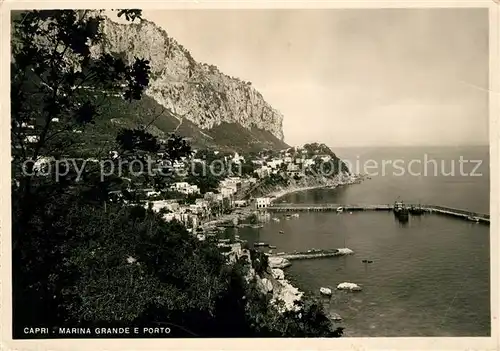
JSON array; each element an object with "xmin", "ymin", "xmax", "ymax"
[{"xmin": 236, "ymin": 146, "xmax": 491, "ymax": 337}]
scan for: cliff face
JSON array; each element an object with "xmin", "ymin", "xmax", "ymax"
[{"xmin": 92, "ymin": 17, "xmax": 286, "ymax": 145}]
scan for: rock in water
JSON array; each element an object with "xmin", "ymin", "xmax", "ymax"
[
  {"xmin": 319, "ymin": 287, "xmax": 332, "ymax": 296},
  {"xmin": 337, "ymin": 282, "xmax": 362, "ymax": 291}
]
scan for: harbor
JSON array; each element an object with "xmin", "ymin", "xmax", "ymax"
[{"xmin": 266, "ymin": 203, "xmax": 490, "ymax": 224}]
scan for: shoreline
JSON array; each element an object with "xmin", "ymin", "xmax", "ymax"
[
  {"xmin": 268, "ymin": 173, "xmax": 364, "ymax": 203},
  {"xmin": 200, "ymin": 173, "xmax": 364, "ymax": 229}
]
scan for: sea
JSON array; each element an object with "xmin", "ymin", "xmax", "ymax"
[{"xmin": 232, "ymin": 146, "xmax": 491, "ymax": 337}]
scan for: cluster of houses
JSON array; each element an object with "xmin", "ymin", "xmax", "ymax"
[
  {"xmin": 144, "ymin": 174, "xmax": 262, "ymax": 231},
  {"xmin": 251, "ymin": 148, "xmax": 334, "ymax": 179}
]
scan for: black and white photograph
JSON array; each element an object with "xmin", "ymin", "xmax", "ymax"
[{"xmin": 2, "ymin": 1, "xmax": 498, "ymax": 349}]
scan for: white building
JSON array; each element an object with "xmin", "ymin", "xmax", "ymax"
[
  {"xmin": 255, "ymin": 197, "xmax": 271, "ymax": 209},
  {"xmin": 233, "ymin": 200, "xmax": 248, "ymax": 207},
  {"xmin": 171, "ymin": 182, "xmax": 200, "ymax": 195},
  {"xmin": 25, "ymin": 135, "xmax": 39, "ymax": 143},
  {"xmin": 232, "ymin": 152, "xmax": 245, "ymax": 165},
  {"xmin": 148, "ymin": 200, "xmax": 179, "ymax": 213},
  {"xmin": 266, "ymin": 159, "xmax": 283, "ymax": 169},
  {"xmin": 220, "ymin": 187, "xmax": 235, "ymax": 198},
  {"xmin": 255, "ymin": 166, "xmax": 270, "ymax": 179},
  {"xmin": 146, "ymin": 190, "xmax": 161, "ymax": 197},
  {"xmin": 195, "ymin": 198, "xmax": 210, "ymax": 209},
  {"xmin": 304, "ymin": 159, "xmax": 315, "ymax": 168}
]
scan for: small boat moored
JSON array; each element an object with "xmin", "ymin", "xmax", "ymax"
[
  {"xmin": 467, "ymin": 216, "xmax": 480, "ymax": 222},
  {"xmin": 330, "ymin": 312, "xmax": 343, "ymax": 322},
  {"xmin": 336, "ymin": 206, "xmax": 344, "ymax": 213},
  {"xmin": 254, "ymin": 242, "xmax": 269, "ymax": 247}
]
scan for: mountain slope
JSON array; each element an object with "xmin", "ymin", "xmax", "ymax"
[{"xmin": 90, "ymin": 15, "xmax": 289, "ymax": 152}]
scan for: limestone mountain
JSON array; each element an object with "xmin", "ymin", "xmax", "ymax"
[{"xmin": 91, "ymin": 15, "xmax": 289, "ymax": 153}]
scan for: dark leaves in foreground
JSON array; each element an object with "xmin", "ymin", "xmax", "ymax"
[
  {"xmin": 116, "ymin": 128, "xmax": 160, "ymax": 153},
  {"xmin": 115, "ymin": 9, "xmax": 143, "ymax": 22}
]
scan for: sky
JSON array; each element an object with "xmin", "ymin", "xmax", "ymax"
[{"xmin": 138, "ymin": 9, "xmax": 489, "ymax": 147}]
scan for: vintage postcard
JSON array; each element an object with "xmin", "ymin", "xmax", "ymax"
[{"xmin": 1, "ymin": 1, "xmax": 498, "ymax": 350}]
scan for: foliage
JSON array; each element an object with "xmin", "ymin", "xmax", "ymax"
[
  {"xmin": 249, "ymin": 249, "xmax": 269, "ymax": 276},
  {"xmin": 186, "ymin": 161, "xmax": 222, "ymax": 194}
]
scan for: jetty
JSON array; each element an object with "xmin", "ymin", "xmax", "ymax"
[
  {"xmin": 270, "ymin": 248, "xmax": 353, "ymax": 261},
  {"xmin": 266, "ymin": 203, "xmax": 490, "ymax": 224}
]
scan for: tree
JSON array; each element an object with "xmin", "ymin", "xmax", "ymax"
[{"xmin": 10, "ymin": 9, "xmax": 189, "ymax": 336}]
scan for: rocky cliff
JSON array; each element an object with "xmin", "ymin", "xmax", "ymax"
[{"xmin": 91, "ymin": 16, "xmax": 287, "ymax": 151}]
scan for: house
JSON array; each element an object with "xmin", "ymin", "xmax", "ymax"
[
  {"xmin": 204, "ymin": 192, "xmax": 216, "ymax": 202},
  {"xmin": 220, "ymin": 187, "xmax": 235, "ymax": 198},
  {"xmin": 25, "ymin": 135, "xmax": 39, "ymax": 143},
  {"xmin": 146, "ymin": 190, "xmax": 161, "ymax": 197},
  {"xmin": 231, "ymin": 152, "xmax": 245, "ymax": 165},
  {"xmin": 255, "ymin": 166, "xmax": 270, "ymax": 179},
  {"xmin": 233, "ymin": 200, "xmax": 248, "ymax": 208},
  {"xmin": 247, "ymin": 177, "xmax": 258, "ymax": 184},
  {"xmin": 172, "ymin": 182, "xmax": 190, "ymax": 191},
  {"xmin": 266, "ymin": 159, "xmax": 283, "ymax": 169},
  {"xmin": 185, "ymin": 184, "xmax": 200, "ymax": 194},
  {"xmin": 163, "ymin": 212, "xmax": 183, "ymax": 222},
  {"xmin": 304, "ymin": 159, "xmax": 315, "ymax": 168},
  {"xmin": 220, "ymin": 177, "xmax": 241, "ymax": 191},
  {"xmin": 172, "ymin": 160, "xmax": 185, "ymax": 170},
  {"xmin": 20, "ymin": 122, "xmax": 35, "ymax": 129},
  {"xmin": 170, "ymin": 182, "xmax": 200, "ymax": 195},
  {"xmin": 149, "ymin": 200, "xmax": 180, "ymax": 213},
  {"xmin": 189, "ymin": 204, "xmax": 204, "ymax": 214},
  {"xmin": 319, "ymin": 155, "xmax": 332, "ymax": 162},
  {"xmin": 195, "ymin": 198, "xmax": 210, "ymax": 209},
  {"xmin": 255, "ymin": 197, "xmax": 271, "ymax": 209}
]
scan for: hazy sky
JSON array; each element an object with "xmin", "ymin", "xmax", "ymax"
[{"xmin": 139, "ymin": 9, "xmax": 489, "ymax": 147}]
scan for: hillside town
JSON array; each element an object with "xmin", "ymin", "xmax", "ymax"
[{"xmin": 118, "ymin": 145, "xmax": 353, "ymax": 233}]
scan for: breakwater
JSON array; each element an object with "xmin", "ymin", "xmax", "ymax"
[
  {"xmin": 266, "ymin": 204, "xmax": 490, "ymax": 224},
  {"xmin": 271, "ymin": 248, "xmax": 354, "ymax": 260}
]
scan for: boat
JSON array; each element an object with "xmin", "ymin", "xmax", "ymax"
[
  {"xmin": 467, "ymin": 216, "xmax": 480, "ymax": 222},
  {"xmin": 320, "ymin": 287, "xmax": 332, "ymax": 296},
  {"xmin": 291, "ymin": 213, "xmax": 300, "ymax": 218},
  {"xmin": 254, "ymin": 242, "xmax": 269, "ymax": 247},
  {"xmin": 272, "ymin": 217, "xmax": 280, "ymax": 222},
  {"xmin": 330, "ymin": 313, "xmax": 343, "ymax": 322},
  {"xmin": 336, "ymin": 206, "xmax": 344, "ymax": 213},
  {"xmin": 279, "ymin": 230, "xmax": 284, "ymax": 234},
  {"xmin": 362, "ymin": 259, "xmax": 373, "ymax": 263},
  {"xmin": 409, "ymin": 204, "xmax": 425, "ymax": 215},
  {"xmin": 393, "ymin": 200, "xmax": 409, "ymax": 222},
  {"xmin": 269, "ymin": 245, "xmax": 277, "ymax": 249}
]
